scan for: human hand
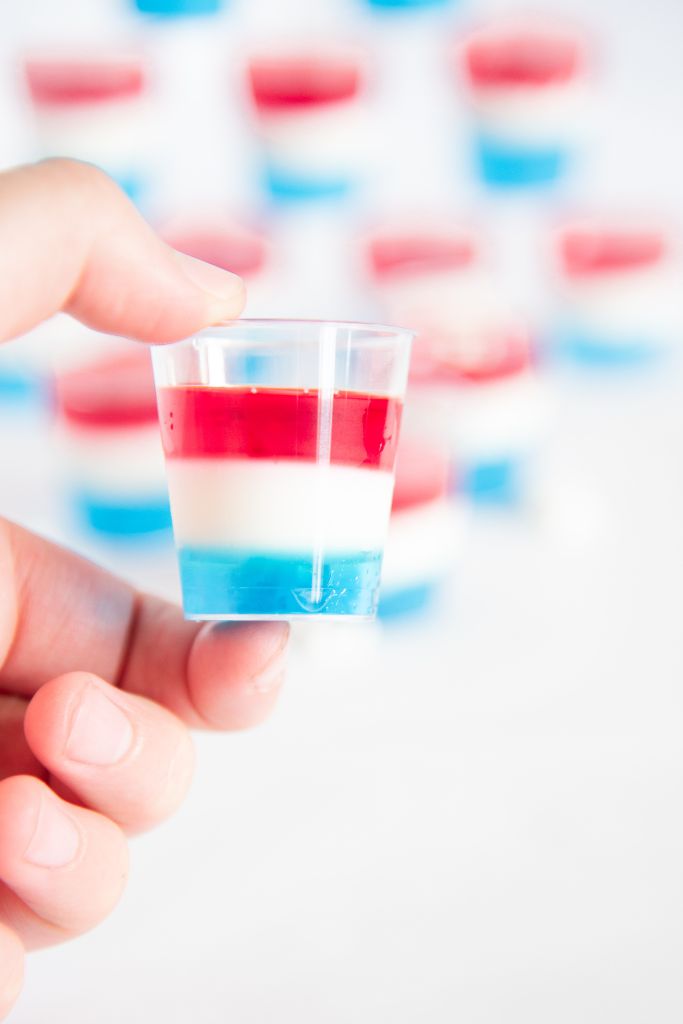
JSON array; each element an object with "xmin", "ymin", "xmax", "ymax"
[{"xmin": 0, "ymin": 159, "xmax": 290, "ymax": 1018}]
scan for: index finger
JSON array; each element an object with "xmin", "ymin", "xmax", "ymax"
[{"xmin": 0, "ymin": 158, "xmax": 245, "ymax": 344}]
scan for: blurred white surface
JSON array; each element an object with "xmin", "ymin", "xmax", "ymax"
[{"xmin": 2, "ymin": 0, "xmax": 683, "ymax": 1022}]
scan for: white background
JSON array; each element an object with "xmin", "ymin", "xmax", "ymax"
[{"xmin": 2, "ymin": 0, "xmax": 683, "ymax": 1021}]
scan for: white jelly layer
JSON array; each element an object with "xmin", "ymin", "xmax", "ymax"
[
  {"xmin": 470, "ymin": 80, "xmax": 587, "ymax": 146},
  {"xmin": 166, "ymin": 458, "xmax": 394, "ymax": 552},
  {"xmin": 559, "ymin": 265, "xmax": 682, "ymax": 341},
  {"xmin": 32, "ymin": 97, "xmax": 152, "ymax": 170},
  {"xmin": 257, "ymin": 98, "xmax": 369, "ymax": 177},
  {"xmin": 404, "ymin": 372, "xmax": 549, "ymax": 460},
  {"xmin": 59, "ymin": 421, "xmax": 167, "ymax": 499}
]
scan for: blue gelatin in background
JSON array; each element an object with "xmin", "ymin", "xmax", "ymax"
[
  {"xmin": 557, "ymin": 329, "xmax": 661, "ymax": 369},
  {"xmin": 75, "ymin": 493, "xmax": 173, "ymax": 538},
  {"xmin": 367, "ymin": 0, "xmax": 453, "ymax": 7},
  {"xmin": 178, "ymin": 548, "xmax": 382, "ymax": 618},
  {"xmin": 378, "ymin": 581, "xmax": 439, "ymax": 620},
  {"xmin": 132, "ymin": 0, "xmax": 222, "ymax": 16},
  {"xmin": 475, "ymin": 135, "xmax": 568, "ymax": 189},
  {"xmin": 264, "ymin": 165, "xmax": 353, "ymax": 203},
  {"xmin": 463, "ymin": 456, "xmax": 525, "ymax": 506},
  {"xmin": 0, "ymin": 367, "xmax": 47, "ymax": 407},
  {"xmin": 111, "ymin": 172, "xmax": 146, "ymax": 208}
]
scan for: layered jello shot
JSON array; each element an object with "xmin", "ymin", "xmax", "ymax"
[
  {"xmin": 459, "ymin": 20, "xmax": 589, "ymax": 189},
  {"xmin": 24, "ymin": 52, "xmax": 152, "ymax": 205},
  {"xmin": 55, "ymin": 347, "xmax": 171, "ymax": 538},
  {"xmin": 152, "ymin": 320, "xmax": 412, "ymax": 619},
  {"xmin": 365, "ymin": 224, "xmax": 494, "ymax": 375},
  {"xmin": 379, "ymin": 438, "xmax": 463, "ymax": 620},
  {"xmin": 405, "ymin": 324, "xmax": 546, "ymax": 505},
  {"xmin": 247, "ymin": 49, "xmax": 368, "ymax": 202},
  {"xmin": 554, "ymin": 222, "xmax": 679, "ymax": 366}
]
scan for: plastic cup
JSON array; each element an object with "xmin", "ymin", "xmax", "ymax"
[{"xmin": 152, "ymin": 320, "xmax": 412, "ymax": 620}]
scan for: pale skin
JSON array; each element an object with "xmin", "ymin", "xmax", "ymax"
[{"xmin": 0, "ymin": 159, "xmax": 290, "ymax": 1018}]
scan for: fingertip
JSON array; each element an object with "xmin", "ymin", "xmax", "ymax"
[
  {"xmin": 187, "ymin": 621, "xmax": 290, "ymax": 730},
  {"xmin": 172, "ymin": 251, "xmax": 247, "ymax": 326}
]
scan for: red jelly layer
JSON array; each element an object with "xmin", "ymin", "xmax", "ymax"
[
  {"xmin": 392, "ymin": 440, "xmax": 450, "ymax": 512},
  {"xmin": 465, "ymin": 31, "xmax": 581, "ymax": 88},
  {"xmin": 57, "ymin": 351, "xmax": 158, "ymax": 428},
  {"xmin": 560, "ymin": 229, "xmax": 666, "ymax": 276},
  {"xmin": 248, "ymin": 57, "xmax": 361, "ymax": 111},
  {"xmin": 157, "ymin": 386, "xmax": 402, "ymax": 470},
  {"xmin": 368, "ymin": 234, "xmax": 476, "ymax": 279},
  {"xmin": 25, "ymin": 59, "xmax": 146, "ymax": 106}
]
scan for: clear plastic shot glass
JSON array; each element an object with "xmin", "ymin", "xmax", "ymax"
[{"xmin": 152, "ymin": 320, "xmax": 413, "ymax": 620}]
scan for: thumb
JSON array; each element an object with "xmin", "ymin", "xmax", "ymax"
[{"xmin": 0, "ymin": 159, "xmax": 245, "ymax": 344}]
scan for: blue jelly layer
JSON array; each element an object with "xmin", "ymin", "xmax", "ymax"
[
  {"xmin": 111, "ymin": 172, "xmax": 146, "ymax": 207},
  {"xmin": 264, "ymin": 165, "xmax": 353, "ymax": 203},
  {"xmin": 178, "ymin": 547, "xmax": 383, "ymax": 618},
  {"xmin": 74, "ymin": 493, "xmax": 172, "ymax": 538},
  {"xmin": 132, "ymin": 0, "xmax": 222, "ymax": 15},
  {"xmin": 378, "ymin": 581, "xmax": 440, "ymax": 620},
  {"xmin": 367, "ymin": 0, "xmax": 453, "ymax": 7},
  {"xmin": 0, "ymin": 367, "xmax": 46, "ymax": 407},
  {"xmin": 475, "ymin": 135, "xmax": 569, "ymax": 188},
  {"xmin": 462, "ymin": 456, "xmax": 526, "ymax": 505},
  {"xmin": 557, "ymin": 330, "xmax": 662, "ymax": 369}
]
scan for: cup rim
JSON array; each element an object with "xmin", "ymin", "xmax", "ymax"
[{"xmin": 170, "ymin": 318, "xmax": 415, "ymax": 345}]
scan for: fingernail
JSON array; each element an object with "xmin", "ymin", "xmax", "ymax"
[
  {"xmin": 251, "ymin": 626, "xmax": 289, "ymax": 694},
  {"xmin": 65, "ymin": 683, "xmax": 134, "ymax": 767},
  {"xmin": 174, "ymin": 251, "xmax": 245, "ymax": 318},
  {"xmin": 24, "ymin": 794, "xmax": 80, "ymax": 868}
]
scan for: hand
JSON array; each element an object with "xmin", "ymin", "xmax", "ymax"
[{"xmin": 0, "ymin": 159, "xmax": 290, "ymax": 1018}]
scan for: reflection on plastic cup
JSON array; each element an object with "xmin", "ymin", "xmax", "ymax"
[{"xmin": 152, "ymin": 320, "xmax": 413, "ymax": 620}]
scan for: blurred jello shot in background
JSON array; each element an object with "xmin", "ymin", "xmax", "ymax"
[
  {"xmin": 552, "ymin": 220, "xmax": 681, "ymax": 368},
  {"xmin": 246, "ymin": 48, "xmax": 369, "ymax": 203},
  {"xmin": 365, "ymin": 222, "xmax": 493, "ymax": 373},
  {"xmin": 403, "ymin": 318, "xmax": 547, "ymax": 506},
  {"xmin": 152, "ymin": 320, "xmax": 412, "ymax": 620},
  {"xmin": 24, "ymin": 51, "xmax": 152, "ymax": 205},
  {"xmin": 55, "ymin": 345, "xmax": 172, "ymax": 539},
  {"xmin": 457, "ymin": 19, "xmax": 589, "ymax": 190},
  {"xmin": 130, "ymin": 0, "xmax": 224, "ymax": 17},
  {"xmin": 379, "ymin": 437, "xmax": 464, "ymax": 620}
]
